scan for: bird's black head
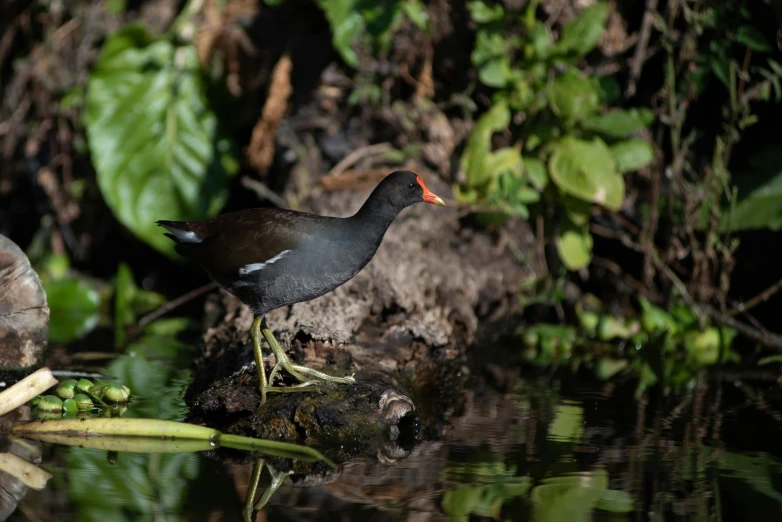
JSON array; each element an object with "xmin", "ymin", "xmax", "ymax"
[{"xmin": 380, "ymin": 170, "xmax": 446, "ymax": 209}]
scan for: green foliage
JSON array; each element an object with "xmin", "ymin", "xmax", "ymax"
[
  {"xmin": 311, "ymin": 0, "xmax": 428, "ymax": 67},
  {"xmin": 114, "ymin": 262, "xmax": 166, "ymax": 347},
  {"xmin": 85, "ymin": 24, "xmax": 238, "ymax": 256},
  {"xmin": 519, "ymin": 296, "xmax": 739, "ymax": 397},
  {"xmin": 66, "ymin": 448, "xmax": 199, "ymax": 522},
  {"xmin": 549, "ymin": 136, "xmax": 623, "ymax": 210},
  {"xmin": 723, "ymin": 145, "xmax": 782, "ymax": 231},
  {"xmin": 44, "ymin": 278, "xmax": 100, "ymax": 344},
  {"xmin": 458, "ymin": 1, "xmax": 655, "ymax": 270}
]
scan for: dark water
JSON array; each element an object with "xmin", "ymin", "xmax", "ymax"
[{"xmin": 7, "ymin": 352, "xmax": 782, "ymax": 521}]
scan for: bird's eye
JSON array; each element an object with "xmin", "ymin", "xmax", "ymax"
[{"xmin": 408, "ymin": 183, "xmax": 416, "ymax": 190}]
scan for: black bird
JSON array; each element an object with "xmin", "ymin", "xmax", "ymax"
[{"xmin": 158, "ymin": 170, "xmax": 446, "ymax": 402}]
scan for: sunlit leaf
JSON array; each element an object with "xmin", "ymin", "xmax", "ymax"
[
  {"xmin": 611, "ymin": 139, "xmax": 654, "ymax": 172},
  {"xmin": 596, "ymin": 488, "xmax": 635, "ymax": 512},
  {"xmin": 460, "ymin": 102, "xmax": 512, "ymax": 189},
  {"xmin": 556, "ymin": 218, "xmax": 593, "ymax": 270},
  {"xmin": 548, "ymin": 403, "xmax": 584, "ymax": 442},
  {"xmin": 85, "ymin": 24, "xmax": 238, "ymax": 256},
  {"xmin": 524, "ymin": 157, "xmax": 549, "ymax": 190},
  {"xmin": 44, "ymin": 278, "xmax": 100, "ymax": 344},
  {"xmin": 548, "ymin": 69, "xmax": 599, "ymax": 122},
  {"xmin": 402, "ymin": 0, "xmax": 428, "ymax": 30},
  {"xmin": 552, "ymin": 3, "xmax": 609, "ymax": 59},
  {"xmin": 467, "ymin": 0, "xmax": 504, "ymax": 23},
  {"xmin": 582, "ymin": 108, "xmax": 655, "ymax": 138},
  {"xmin": 549, "ymin": 136, "xmax": 624, "ymax": 209},
  {"xmin": 595, "ymin": 358, "xmax": 628, "ymax": 381}
]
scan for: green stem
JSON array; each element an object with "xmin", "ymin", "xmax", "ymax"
[
  {"xmin": 12, "ymin": 418, "xmax": 335, "ymax": 467},
  {"xmin": 169, "ymin": 0, "xmax": 205, "ymax": 41}
]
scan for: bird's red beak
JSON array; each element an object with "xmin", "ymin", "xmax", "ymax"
[{"xmin": 417, "ymin": 176, "xmax": 446, "ymax": 207}]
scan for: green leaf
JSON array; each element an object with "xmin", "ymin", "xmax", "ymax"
[
  {"xmin": 114, "ymin": 263, "xmax": 166, "ymax": 347},
  {"xmin": 525, "ymin": 157, "xmax": 549, "ymax": 190},
  {"xmin": 402, "ymin": 0, "xmax": 428, "ymax": 30},
  {"xmin": 724, "ymin": 145, "xmax": 782, "ymax": 231},
  {"xmin": 85, "ymin": 25, "xmax": 238, "ymax": 256},
  {"xmin": 556, "ymin": 217, "xmax": 593, "ymax": 270},
  {"xmin": 479, "ymin": 56, "xmax": 511, "ymax": 88},
  {"xmin": 548, "ymin": 403, "xmax": 584, "ymax": 442},
  {"xmin": 472, "ymin": 31, "xmax": 517, "ymax": 88},
  {"xmin": 736, "ymin": 25, "xmax": 773, "ymax": 52},
  {"xmin": 596, "ymin": 489, "xmax": 635, "ymax": 512},
  {"xmin": 460, "ymin": 102, "xmax": 512, "ymax": 189},
  {"xmin": 44, "ymin": 278, "xmax": 100, "ymax": 344},
  {"xmin": 528, "ymin": 22, "xmax": 553, "ymax": 59},
  {"xmin": 595, "ymin": 358, "xmax": 628, "ymax": 381},
  {"xmin": 549, "ymin": 136, "xmax": 624, "ymax": 209},
  {"xmin": 552, "ymin": 3, "xmax": 609, "ymax": 58},
  {"xmin": 548, "ymin": 69, "xmax": 600, "ymax": 122},
  {"xmin": 595, "ymin": 75, "xmax": 621, "ymax": 104},
  {"xmin": 318, "ymin": 0, "xmax": 364, "ymax": 66},
  {"xmin": 582, "ymin": 108, "xmax": 655, "ymax": 138},
  {"xmin": 611, "ymin": 139, "xmax": 654, "ymax": 172},
  {"xmin": 467, "ymin": 1, "xmax": 504, "ymax": 24}
]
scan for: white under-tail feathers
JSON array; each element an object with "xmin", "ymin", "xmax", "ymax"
[{"xmin": 158, "ymin": 222, "xmax": 203, "ymax": 243}]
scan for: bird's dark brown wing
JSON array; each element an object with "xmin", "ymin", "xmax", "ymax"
[{"xmin": 174, "ymin": 208, "xmax": 323, "ymax": 279}]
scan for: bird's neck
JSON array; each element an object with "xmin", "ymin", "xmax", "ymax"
[{"xmin": 348, "ymin": 188, "xmax": 403, "ymax": 244}]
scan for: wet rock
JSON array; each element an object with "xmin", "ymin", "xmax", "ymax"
[{"xmin": 0, "ymin": 235, "xmax": 48, "ymax": 370}]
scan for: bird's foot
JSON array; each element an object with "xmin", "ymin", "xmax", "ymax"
[{"xmin": 268, "ymin": 349, "xmax": 356, "ymax": 387}]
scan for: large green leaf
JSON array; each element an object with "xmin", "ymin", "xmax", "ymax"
[
  {"xmin": 611, "ymin": 139, "xmax": 654, "ymax": 172},
  {"xmin": 549, "ymin": 69, "xmax": 599, "ymax": 123},
  {"xmin": 460, "ymin": 102, "xmax": 515, "ymax": 189},
  {"xmin": 582, "ymin": 108, "xmax": 655, "ymax": 138},
  {"xmin": 552, "ymin": 3, "xmax": 609, "ymax": 59},
  {"xmin": 44, "ymin": 278, "xmax": 100, "ymax": 344},
  {"xmin": 724, "ymin": 145, "xmax": 782, "ymax": 231},
  {"xmin": 556, "ymin": 217, "xmax": 593, "ymax": 270},
  {"xmin": 85, "ymin": 24, "xmax": 238, "ymax": 256},
  {"xmin": 549, "ymin": 136, "xmax": 624, "ymax": 209}
]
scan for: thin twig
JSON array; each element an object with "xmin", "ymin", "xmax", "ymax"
[
  {"xmin": 241, "ymin": 176, "xmax": 289, "ymax": 209},
  {"xmin": 726, "ymin": 275, "xmax": 782, "ymax": 317},
  {"xmin": 326, "ymin": 142, "xmax": 392, "ymax": 178},
  {"xmin": 626, "ymin": 0, "xmax": 659, "ymax": 97},
  {"xmin": 134, "ymin": 282, "xmax": 218, "ymax": 331}
]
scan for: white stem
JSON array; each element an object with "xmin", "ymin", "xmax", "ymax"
[
  {"xmin": 0, "ymin": 453, "xmax": 52, "ymax": 490},
  {"xmin": 0, "ymin": 368, "xmax": 57, "ymax": 417}
]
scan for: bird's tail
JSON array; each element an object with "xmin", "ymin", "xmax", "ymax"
[{"xmin": 157, "ymin": 220, "xmax": 203, "ymax": 244}]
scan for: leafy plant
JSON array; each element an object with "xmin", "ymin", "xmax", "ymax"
[
  {"xmin": 266, "ymin": 0, "xmax": 428, "ymax": 68},
  {"xmin": 85, "ymin": 23, "xmax": 238, "ymax": 256},
  {"xmin": 458, "ymin": 1, "xmax": 655, "ymax": 269},
  {"xmin": 518, "ymin": 296, "xmax": 739, "ymax": 397}
]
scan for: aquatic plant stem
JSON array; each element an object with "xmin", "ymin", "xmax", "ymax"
[
  {"xmin": 0, "ymin": 367, "xmax": 57, "ymax": 417},
  {"xmin": 12, "ymin": 417, "xmax": 335, "ymax": 467}
]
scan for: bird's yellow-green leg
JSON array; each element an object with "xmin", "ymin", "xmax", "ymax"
[
  {"xmin": 242, "ymin": 459, "xmax": 292, "ymax": 522},
  {"xmin": 261, "ymin": 317, "xmax": 356, "ymax": 386},
  {"xmin": 252, "ymin": 316, "xmax": 315, "ymax": 403},
  {"xmin": 251, "ymin": 316, "xmax": 268, "ymax": 404}
]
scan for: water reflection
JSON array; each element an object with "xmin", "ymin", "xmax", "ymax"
[{"xmin": 7, "ymin": 370, "xmax": 782, "ymax": 520}]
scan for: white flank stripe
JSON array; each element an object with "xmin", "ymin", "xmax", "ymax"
[{"xmin": 238, "ymin": 249, "xmax": 291, "ymax": 276}]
